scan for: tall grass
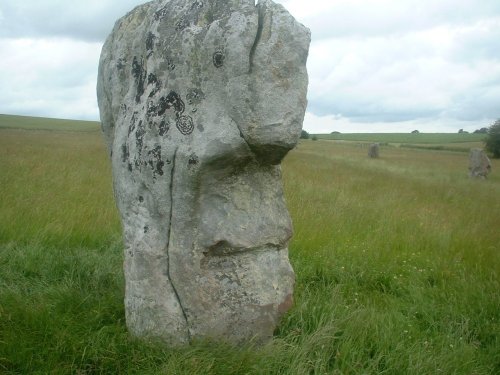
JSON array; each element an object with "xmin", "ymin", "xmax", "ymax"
[
  {"xmin": 1, "ymin": 125, "xmax": 499, "ymax": 374},
  {"xmin": 0, "ymin": 129, "xmax": 120, "ymax": 248}
]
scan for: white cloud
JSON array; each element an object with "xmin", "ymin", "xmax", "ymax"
[
  {"xmin": 0, "ymin": 0, "xmax": 144, "ymax": 41},
  {"xmin": 0, "ymin": 38, "xmax": 101, "ymax": 119},
  {"xmin": 282, "ymin": 0, "xmax": 500, "ymax": 39},
  {"xmin": 306, "ymin": 18, "xmax": 500, "ymax": 126}
]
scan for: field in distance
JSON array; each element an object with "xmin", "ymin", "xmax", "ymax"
[
  {"xmin": 315, "ymin": 132, "xmax": 486, "ymax": 144},
  {"xmin": 1, "ymin": 115, "xmax": 499, "ymax": 374},
  {"xmin": 312, "ymin": 132, "xmax": 487, "ymax": 153},
  {"xmin": 0, "ymin": 113, "xmax": 100, "ymax": 132}
]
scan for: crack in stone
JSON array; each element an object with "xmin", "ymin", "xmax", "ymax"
[
  {"xmin": 248, "ymin": 2, "xmax": 265, "ymax": 74},
  {"xmin": 166, "ymin": 146, "xmax": 191, "ymax": 342}
]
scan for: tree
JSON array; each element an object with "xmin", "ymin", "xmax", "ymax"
[
  {"xmin": 411, "ymin": 130, "xmax": 419, "ymax": 134},
  {"xmin": 458, "ymin": 129, "xmax": 469, "ymax": 134},
  {"xmin": 474, "ymin": 127, "xmax": 488, "ymax": 134},
  {"xmin": 300, "ymin": 130, "xmax": 310, "ymax": 139},
  {"xmin": 485, "ymin": 119, "xmax": 500, "ymax": 158}
]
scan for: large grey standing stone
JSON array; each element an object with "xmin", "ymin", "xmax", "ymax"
[
  {"xmin": 469, "ymin": 148, "xmax": 491, "ymax": 178},
  {"xmin": 97, "ymin": 0, "xmax": 310, "ymax": 345},
  {"xmin": 368, "ymin": 143, "xmax": 380, "ymax": 158}
]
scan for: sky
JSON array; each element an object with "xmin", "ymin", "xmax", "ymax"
[{"xmin": 1, "ymin": 0, "xmax": 499, "ymax": 133}]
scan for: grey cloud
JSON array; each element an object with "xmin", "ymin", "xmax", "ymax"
[
  {"xmin": 304, "ymin": 5, "xmax": 500, "ymax": 126},
  {"xmin": 301, "ymin": 0, "xmax": 500, "ymax": 40},
  {"xmin": 308, "ymin": 97, "xmax": 443, "ymax": 123},
  {"xmin": 451, "ymin": 25, "xmax": 500, "ymax": 61},
  {"xmin": 0, "ymin": 0, "xmax": 144, "ymax": 42},
  {"xmin": 446, "ymin": 85, "xmax": 500, "ymax": 121}
]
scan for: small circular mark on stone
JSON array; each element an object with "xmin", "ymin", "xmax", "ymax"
[
  {"xmin": 213, "ymin": 51, "xmax": 225, "ymax": 68},
  {"xmin": 176, "ymin": 115, "xmax": 194, "ymax": 135}
]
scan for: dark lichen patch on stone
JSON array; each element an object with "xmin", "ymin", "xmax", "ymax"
[
  {"xmin": 116, "ymin": 58, "xmax": 127, "ymax": 70},
  {"xmin": 121, "ymin": 144, "xmax": 130, "ymax": 163},
  {"xmin": 159, "ymin": 120, "xmax": 170, "ymax": 136},
  {"xmin": 144, "ymin": 225, "xmax": 149, "ymax": 233},
  {"xmin": 139, "ymin": 196, "xmax": 144, "ymax": 203},
  {"xmin": 156, "ymin": 160, "xmax": 165, "ymax": 177},
  {"xmin": 156, "ymin": 97, "xmax": 168, "ymax": 116},
  {"xmin": 128, "ymin": 111, "xmax": 139, "ymax": 137},
  {"xmin": 154, "ymin": 6, "xmax": 168, "ymax": 21},
  {"xmin": 186, "ymin": 88, "xmax": 205, "ymax": 105},
  {"xmin": 213, "ymin": 50, "xmax": 225, "ymax": 68},
  {"xmin": 146, "ymin": 32, "xmax": 156, "ymax": 57},
  {"xmin": 147, "ymin": 73, "xmax": 162, "ymax": 98},
  {"xmin": 132, "ymin": 57, "xmax": 147, "ymax": 103},
  {"xmin": 176, "ymin": 17, "xmax": 189, "ymax": 31},
  {"xmin": 165, "ymin": 91, "xmax": 186, "ymax": 113},
  {"xmin": 148, "ymin": 73, "xmax": 158, "ymax": 85},
  {"xmin": 135, "ymin": 120, "xmax": 146, "ymax": 155},
  {"xmin": 147, "ymin": 100, "xmax": 157, "ymax": 118},
  {"xmin": 134, "ymin": 157, "xmax": 142, "ymax": 170},
  {"xmin": 132, "ymin": 56, "xmax": 143, "ymax": 79},
  {"xmin": 174, "ymin": 0, "xmax": 209, "ymax": 32},
  {"xmin": 190, "ymin": 1, "xmax": 204, "ymax": 11},
  {"xmin": 146, "ymin": 145, "xmax": 165, "ymax": 179},
  {"xmin": 188, "ymin": 153, "xmax": 199, "ymax": 166}
]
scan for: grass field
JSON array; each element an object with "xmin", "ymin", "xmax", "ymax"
[
  {"xmin": 1, "ymin": 117, "xmax": 499, "ymax": 374},
  {"xmin": 315, "ymin": 132, "xmax": 487, "ymax": 144},
  {"xmin": 314, "ymin": 132, "xmax": 488, "ymax": 153}
]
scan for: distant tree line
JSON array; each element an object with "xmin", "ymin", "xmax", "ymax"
[
  {"xmin": 458, "ymin": 127, "xmax": 488, "ymax": 134},
  {"xmin": 485, "ymin": 119, "xmax": 500, "ymax": 158}
]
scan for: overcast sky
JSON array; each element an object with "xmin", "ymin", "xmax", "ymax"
[{"xmin": 1, "ymin": 0, "xmax": 499, "ymax": 133}]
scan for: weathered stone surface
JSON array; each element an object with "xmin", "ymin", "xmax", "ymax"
[
  {"xmin": 368, "ymin": 143, "xmax": 380, "ymax": 158},
  {"xmin": 469, "ymin": 148, "xmax": 491, "ymax": 178},
  {"xmin": 97, "ymin": 0, "xmax": 310, "ymax": 345}
]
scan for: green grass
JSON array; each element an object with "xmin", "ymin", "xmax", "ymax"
[{"xmin": 1, "ymin": 118, "xmax": 499, "ymax": 374}]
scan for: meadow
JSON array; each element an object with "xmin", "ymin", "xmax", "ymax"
[
  {"xmin": 0, "ymin": 116, "xmax": 499, "ymax": 374},
  {"xmin": 315, "ymin": 132, "xmax": 486, "ymax": 144}
]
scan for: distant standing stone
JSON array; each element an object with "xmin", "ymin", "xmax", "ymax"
[
  {"xmin": 469, "ymin": 148, "xmax": 491, "ymax": 178},
  {"xmin": 368, "ymin": 143, "xmax": 380, "ymax": 158},
  {"xmin": 97, "ymin": 0, "xmax": 310, "ymax": 345}
]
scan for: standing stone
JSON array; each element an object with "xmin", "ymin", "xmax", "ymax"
[
  {"xmin": 97, "ymin": 0, "xmax": 310, "ymax": 345},
  {"xmin": 469, "ymin": 148, "xmax": 491, "ymax": 178},
  {"xmin": 368, "ymin": 143, "xmax": 380, "ymax": 158}
]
